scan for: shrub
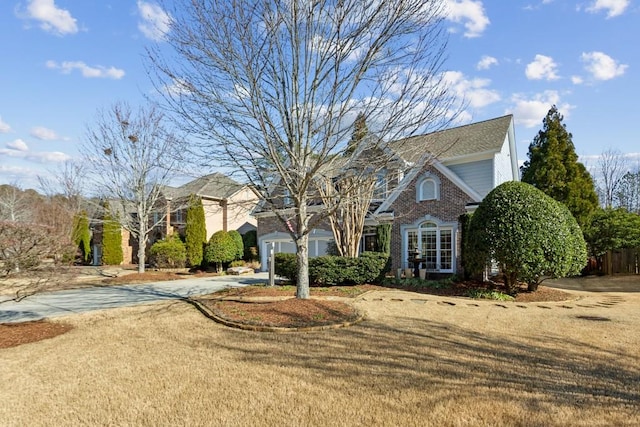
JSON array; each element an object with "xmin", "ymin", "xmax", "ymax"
[
  {"xmin": 72, "ymin": 211, "xmax": 91, "ymax": 263},
  {"xmin": 184, "ymin": 195, "xmax": 206, "ymax": 267},
  {"xmin": 149, "ymin": 235, "xmax": 187, "ymax": 268},
  {"xmin": 204, "ymin": 230, "xmax": 237, "ymax": 272},
  {"xmin": 228, "ymin": 230, "xmax": 244, "ymax": 261},
  {"xmin": 229, "ymin": 260, "xmax": 245, "ymax": 268},
  {"xmin": 375, "ymin": 224, "xmax": 391, "ymax": 254},
  {"xmin": 275, "ymin": 252, "xmax": 390, "ymax": 285},
  {"xmin": 467, "ymin": 181, "xmax": 587, "ymax": 294},
  {"xmin": 274, "ymin": 253, "xmax": 298, "ymax": 283},
  {"xmin": 242, "ymin": 230, "xmax": 259, "ymax": 261}
]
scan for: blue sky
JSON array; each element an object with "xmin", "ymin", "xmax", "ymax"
[{"xmin": 1, "ymin": 0, "xmax": 638, "ymax": 189}]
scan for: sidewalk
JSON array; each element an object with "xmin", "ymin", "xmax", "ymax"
[{"xmin": 0, "ymin": 273, "xmax": 269, "ymax": 324}]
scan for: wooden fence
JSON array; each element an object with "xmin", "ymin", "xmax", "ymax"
[{"xmin": 596, "ymin": 248, "xmax": 640, "ymax": 275}]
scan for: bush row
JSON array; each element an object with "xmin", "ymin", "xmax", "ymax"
[{"xmin": 274, "ymin": 252, "xmax": 390, "ymax": 285}]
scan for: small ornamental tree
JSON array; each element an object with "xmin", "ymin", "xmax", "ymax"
[
  {"xmin": 184, "ymin": 195, "xmax": 206, "ymax": 267},
  {"xmin": 101, "ymin": 206, "xmax": 123, "ymax": 266},
  {"xmin": 467, "ymin": 181, "xmax": 587, "ymax": 294},
  {"xmin": 204, "ymin": 230, "xmax": 236, "ymax": 272},
  {"xmin": 228, "ymin": 230, "xmax": 244, "ymax": 261},
  {"xmin": 72, "ymin": 210, "xmax": 91, "ymax": 263}
]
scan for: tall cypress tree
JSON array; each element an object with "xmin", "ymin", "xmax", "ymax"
[
  {"xmin": 521, "ymin": 105, "xmax": 598, "ymax": 228},
  {"xmin": 184, "ymin": 194, "xmax": 206, "ymax": 267},
  {"xmin": 72, "ymin": 210, "xmax": 91, "ymax": 263},
  {"xmin": 101, "ymin": 202, "xmax": 123, "ymax": 265}
]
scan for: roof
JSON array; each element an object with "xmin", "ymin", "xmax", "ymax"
[
  {"xmin": 163, "ymin": 173, "xmax": 244, "ymax": 200},
  {"xmin": 389, "ymin": 115, "xmax": 513, "ymax": 163}
]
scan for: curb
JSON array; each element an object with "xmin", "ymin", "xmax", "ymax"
[{"xmin": 186, "ymin": 298, "xmax": 366, "ymax": 333}]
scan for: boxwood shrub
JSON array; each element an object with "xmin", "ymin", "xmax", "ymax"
[{"xmin": 274, "ymin": 251, "xmax": 390, "ymax": 285}]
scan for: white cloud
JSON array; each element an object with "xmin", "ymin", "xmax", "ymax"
[
  {"xmin": 0, "ymin": 116, "xmax": 11, "ymax": 133},
  {"xmin": 0, "ymin": 146, "xmax": 71, "ymax": 164},
  {"xmin": 586, "ymin": 0, "xmax": 629, "ymax": 18},
  {"xmin": 581, "ymin": 51, "xmax": 627, "ymax": 80},
  {"xmin": 507, "ymin": 90, "xmax": 573, "ymax": 128},
  {"xmin": 46, "ymin": 60, "xmax": 125, "ymax": 79},
  {"xmin": 525, "ymin": 54, "xmax": 559, "ymax": 80},
  {"xmin": 442, "ymin": 71, "xmax": 501, "ymax": 108},
  {"xmin": 137, "ymin": 1, "xmax": 172, "ymax": 41},
  {"xmin": 444, "ymin": 0, "xmax": 490, "ymax": 38},
  {"xmin": 21, "ymin": 0, "xmax": 78, "ymax": 36},
  {"xmin": 571, "ymin": 75, "xmax": 584, "ymax": 84},
  {"xmin": 6, "ymin": 139, "xmax": 29, "ymax": 151},
  {"xmin": 30, "ymin": 126, "xmax": 61, "ymax": 140},
  {"xmin": 476, "ymin": 55, "xmax": 498, "ymax": 70}
]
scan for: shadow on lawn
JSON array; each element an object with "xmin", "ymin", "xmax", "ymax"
[{"xmin": 210, "ymin": 317, "xmax": 639, "ymax": 412}]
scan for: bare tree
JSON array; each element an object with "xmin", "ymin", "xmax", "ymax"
[
  {"xmin": 81, "ymin": 102, "xmax": 183, "ymax": 273},
  {"xmin": 0, "ymin": 182, "xmax": 32, "ymax": 222},
  {"xmin": 616, "ymin": 169, "xmax": 640, "ymax": 213},
  {"xmin": 150, "ymin": 0, "xmax": 456, "ymax": 298},
  {"xmin": 595, "ymin": 148, "xmax": 629, "ymax": 208}
]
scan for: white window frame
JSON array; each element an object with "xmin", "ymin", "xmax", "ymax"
[
  {"xmin": 416, "ymin": 173, "xmax": 440, "ymax": 201},
  {"xmin": 401, "ymin": 217, "xmax": 456, "ymax": 273}
]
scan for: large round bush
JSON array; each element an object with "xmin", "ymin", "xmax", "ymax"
[
  {"xmin": 204, "ymin": 230, "xmax": 237, "ymax": 271},
  {"xmin": 149, "ymin": 235, "xmax": 187, "ymax": 268},
  {"xmin": 467, "ymin": 181, "xmax": 586, "ymax": 294}
]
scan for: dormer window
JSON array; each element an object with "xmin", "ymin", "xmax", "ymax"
[{"xmin": 417, "ymin": 174, "xmax": 440, "ymax": 201}]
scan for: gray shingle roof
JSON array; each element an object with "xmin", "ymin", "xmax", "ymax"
[
  {"xmin": 390, "ymin": 115, "xmax": 513, "ymax": 163},
  {"xmin": 163, "ymin": 173, "xmax": 243, "ymax": 200}
]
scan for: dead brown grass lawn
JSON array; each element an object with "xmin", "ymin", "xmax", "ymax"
[{"xmin": 1, "ymin": 289, "xmax": 638, "ymax": 426}]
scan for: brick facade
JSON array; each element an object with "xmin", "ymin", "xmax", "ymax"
[{"xmin": 388, "ymin": 164, "xmax": 474, "ymax": 274}]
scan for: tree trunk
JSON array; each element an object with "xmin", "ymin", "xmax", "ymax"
[
  {"xmin": 295, "ymin": 233, "xmax": 310, "ymax": 299},
  {"xmin": 137, "ymin": 237, "xmax": 146, "ymax": 273},
  {"xmin": 527, "ymin": 281, "xmax": 539, "ymax": 292}
]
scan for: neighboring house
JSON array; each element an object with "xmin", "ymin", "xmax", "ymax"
[
  {"xmin": 161, "ymin": 173, "xmax": 259, "ymax": 241},
  {"xmin": 255, "ymin": 115, "xmax": 519, "ymax": 275},
  {"xmin": 93, "ymin": 173, "xmax": 258, "ymax": 265}
]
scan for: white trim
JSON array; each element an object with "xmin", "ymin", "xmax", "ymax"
[
  {"xmin": 400, "ymin": 216, "xmax": 458, "ymax": 272},
  {"xmin": 416, "ymin": 173, "xmax": 441, "ymax": 201},
  {"xmin": 257, "ymin": 229, "xmax": 334, "ymax": 271}
]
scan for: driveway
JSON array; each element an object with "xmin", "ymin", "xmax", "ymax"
[
  {"xmin": 0, "ymin": 273, "xmax": 268, "ymax": 324},
  {"xmin": 546, "ymin": 274, "xmax": 640, "ymax": 292}
]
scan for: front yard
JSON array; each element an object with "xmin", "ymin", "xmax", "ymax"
[{"xmin": 1, "ymin": 280, "xmax": 638, "ymax": 426}]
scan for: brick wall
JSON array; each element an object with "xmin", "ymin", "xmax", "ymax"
[{"xmin": 389, "ymin": 165, "xmax": 474, "ymax": 274}]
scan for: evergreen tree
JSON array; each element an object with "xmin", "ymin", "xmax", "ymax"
[
  {"xmin": 228, "ymin": 230, "xmax": 244, "ymax": 261},
  {"xmin": 72, "ymin": 210, "xmax": 91, "ymax": 263},
  {"xmin": 184, "ymin": 194, "xmax": 206, "ymax": 267},
  {"xmin": 101, "ymin": 203, "xmax": 123, "ymax": 265},
  {"xmin": 521, "ymin": 106, "xmax": 598, "ymax": 228},
  {"xmin": 344, "ymin": 112, "xmax": 368, "ymax": 156},
  {"xmin": 204, "ymin": 230, "xmax": 236, "ymax": 272}
]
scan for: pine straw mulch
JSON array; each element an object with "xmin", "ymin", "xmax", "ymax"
[
  {"xmin": 1, "ymin": 279, "xmax": 572, "ymax": 347},
  {"xmin": 197, "ymin": 280, "xmax": 573, "ymax": 329}
]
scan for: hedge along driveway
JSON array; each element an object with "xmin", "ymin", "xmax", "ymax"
[{"xmin": 0, "ymin": 273, "xmax": 268, "ymax": 323}]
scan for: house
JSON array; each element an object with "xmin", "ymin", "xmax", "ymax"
[
  {"xmin": 161, "ymin": 173, "xmax": 258, "ymax": 241},
  {"xmin": 93, "ymin": 173, "xmax": 259, "ymax": 265},
  {"xmin": 255, "ymin": 115, "xmax": 519, "ymax": 275}
]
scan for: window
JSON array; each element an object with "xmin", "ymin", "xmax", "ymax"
[
  {"xmin": 373, "ymin": 171, "xmax": 388, "ymax": 200},
  {"xmin": 417, "ymin": 174, "xmax": 440, "ymax": 201},
  {"xmin": 404, "ymin": 220, "xmax": 455, "ymax": 272}
]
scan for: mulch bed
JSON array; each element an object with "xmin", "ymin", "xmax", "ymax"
[{"xmin": 0, "ymin": 321, "xmax": 73, "ymax": 349}]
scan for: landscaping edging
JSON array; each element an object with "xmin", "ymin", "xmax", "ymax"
[{"xmin": 187, "ymin": 297, "xmax": 366, "ymax": 333}]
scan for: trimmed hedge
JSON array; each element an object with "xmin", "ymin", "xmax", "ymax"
[{"xmin": 274, "ymin": 251, "xmax": 390, "ymax": 285}]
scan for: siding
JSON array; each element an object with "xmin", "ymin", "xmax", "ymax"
[
  {"xmin": 447, "ymin": 159, "xmax": 493, "ymax": 198},
  {"xmin": 494, "ymin": 135, "xmax": 516, "ymax": 185}
]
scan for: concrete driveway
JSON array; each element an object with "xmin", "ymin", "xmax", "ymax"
[
  {"xmin": 0, "ymin": 273, "xmax": 268, "ymax": 324},
  {"xmin": 546, "ymin": 275, "xmax": 640, "ymax": 292}
]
